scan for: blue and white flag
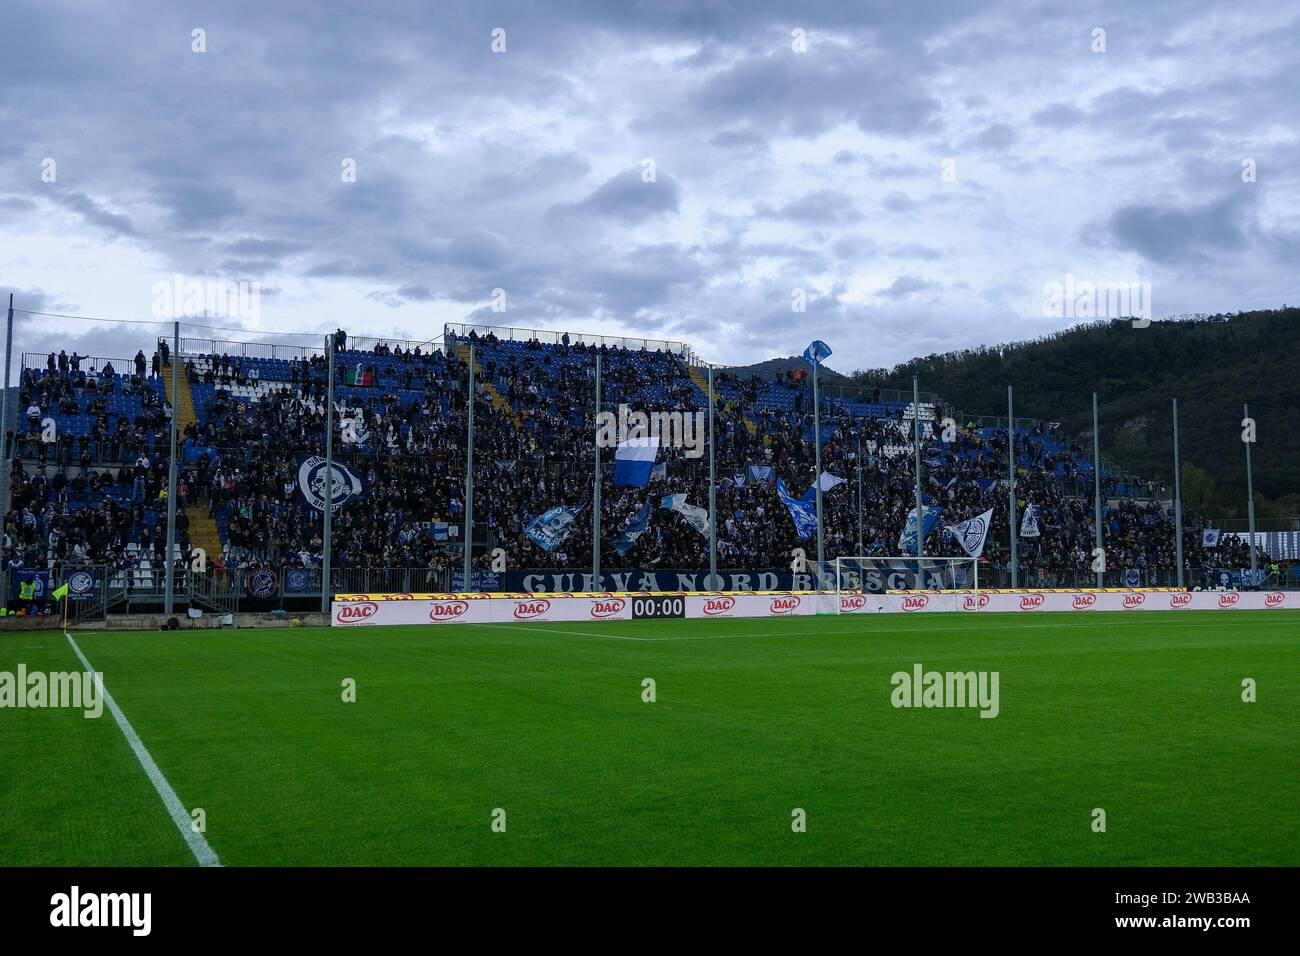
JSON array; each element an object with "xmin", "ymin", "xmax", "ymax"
[
  {"xmin": 660, "ymin": 494, "xmax": 711, "ymax": 541},
  {"xmin": 1202, "ymin": 529, "xmax": 1221, "ymax": 547},
  {"xmin": 612, "ymin": 501, "xmax": 653, "ymax": 556},
  {"xmin": 650, "ymin": 461, "xmax": 667, "ymax": 482},
  {"xmin": 1019, "ymin": 502, "xmax": 1041, "ymax": 539},
  {"xmin": 945, "ymin": 508, "xmax": 994, "ymax": 558},
  {"xmin": 776, "ymin": 479, "xmax": 818, "ymax": 540},
  {"xmin": 524, "ymin": 505, "xmax": 580, "ymax": 553},
  {"xmin": 817, "ymin": 471, "xmax": 846, "ymax": 492},
  {"xmin": 803, "ymin": 340, "xmax": 833, "ymax": 365},
  {"xmin": 296, "ymin": 455, "xmax": 366, "ymax": 513},
  {"xmin": 732, "ymin": 472, "xmax": 746, "ymax": 488},
  {"xmin": 748, "ymin": 464, "xmax": 775, "ymax": 483},
  {"xmin": 613, "ymin": 436, "xmax": 660, "ymax": 487},
  {"xmin": 898, "ymin": 505, "xmax": 943, "ymax": 551}
]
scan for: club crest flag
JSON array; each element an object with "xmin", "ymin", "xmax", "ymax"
[
  {"xmin": 1202, "ymin": 529, "xmax": 1221, "ymax": 547},
  {"xmin": 296, "ymin": 455, "xmax": 365, "ymax": 513},
  {"xmin": 525, "ymin": 505, "xmax": 580, "ymax": 553},
  {"xmin": 660, "ymin": 494, "xmax": 711, "ymax": 541},
  {"xmin": 945, "ymin": 508, "xmax": 994, "ymax": 558},
  {"xmin": 613, "ymin": 501, "xmax": 654, "ymax": 556}
]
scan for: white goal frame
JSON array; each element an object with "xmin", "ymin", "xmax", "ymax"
[{"xmin": 832, "ymin": 555, "xmax": 979, "ymax": 599}]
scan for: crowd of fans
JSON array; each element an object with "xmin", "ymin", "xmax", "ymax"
[{"xmin": 1, "ymin": 329, "xmax": 1277, "ymax": 592}]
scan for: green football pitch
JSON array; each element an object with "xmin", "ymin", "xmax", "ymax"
[{"xmin": 2, "ymin": 610, "xmax": 1296, "ymax": 866}]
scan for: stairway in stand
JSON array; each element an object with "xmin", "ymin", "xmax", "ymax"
[{"xmin": 163, "ymin": 360, "xmax": 223, "ymax": 560}]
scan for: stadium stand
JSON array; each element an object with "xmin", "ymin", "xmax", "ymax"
[{"xmin": 2, "ymin": 326, "xmax": 1274, "ymax": 608}]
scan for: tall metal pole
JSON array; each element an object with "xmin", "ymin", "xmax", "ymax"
[
  {"xmin": 1092, "ymin": 392, "xmax": 1104, "ymax": 588},
  {"xmin": 1172, "ymin": 398, "xmax": 1184, "ymax": 588},
  {"xmin": 592, "ymin": 351, "xmax": 601, "ymax": 586},
  {"xmin": 856, "ymin": 429, "xmax": 863, "ymax": 555},
  {"xmin": 1008, "ymin": 385, "xmax": 1018, "ymax": 589},
  {"xmin": 707, "ymin": 364, "xmax": 717, "ymax": 584},
  {"xmin": 1, "ymin": 293, "xmax": 13, "ymax": 514},
  {"xmin": 812, "ymin": 359, "xmax": 824, "ymax": 578},
  {"xmin": 1243, "ymin": 402, "xmax": 1258, "ymax": 587},
  {"xmin": 163, "ymin": 322, "xmax": 180, "ymax": 614},
  {"xmin": 913, "ymin": 376, "xmax": 923, "ymax": 562},
  {"xmin": 462, "ymin": 341, "xmax": 475, "ymax": 587},
  {"xmin": 320, "ymin": 334, "xmax": 335, "ymax": 613}
]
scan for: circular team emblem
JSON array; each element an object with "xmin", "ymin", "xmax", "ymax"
[
  {"xmin": 959, "ymin": 517, "xmax": 986, "ymax": 555},
  {"xmin": 298, "ymin": 456, "xmax": 363, "ymax": 512},
  {"xmin": 68, "ymin": 571, "xmax": 94, "ymax": 595},
  {"xmin": 285, "ymin": 568, "xmax": 310, "ymax": 592},
  {"xmin": 245, "ymin": 569, "xmax": 279, "ymax": 599}
]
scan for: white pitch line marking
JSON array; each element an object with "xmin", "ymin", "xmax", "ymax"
[{"xmin": 65, "ymin": 633, "xmax": 222, "ymax": 867}]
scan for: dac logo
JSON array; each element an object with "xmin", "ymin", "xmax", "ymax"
[
  {"xmin": 428, "ymin": 601, "xmax": 469, "ymax": 622},
  {"xmin": 770, "ymin": 595, "xmax": 801, "ymax": 614},
  {"xmin": 1265, "ymin": 592, "xmax": 1285, "ymax": 608},
  {"xmin": 703, "ymin": 596, "xmax": 736, "ymax": 615},
  {"xmin": 962, "ymin": 594, "xmax": 990, "ymax": 611},
  {"xmin": 901, "ymin": 595, "xmax": 929, "ymax": 612},
  {"xmin": 513, "ymin": 599, "xmax": 552, "ymax": 620},
  {"xmin": 386, "ymin": 593, "xmax": 415, "ymax": 601},
  {"xmin": 1020, "ymin": 593, "xmax": 1045, "ymax": 610},
  {"xmin": 336, "ymin": 601, "xmax": 378, "ymax": 623},
  {"xmin": 841, "ymin": 594, "xmax": 868, "ymax": 612},
  {"xmin": 1169, "ymin": 593, "xmax": 1192, "ymax": 608},
  {"xmin": 590, "ymin": 598, "xmax": 626, "ymax": 619},
  {"xmin": 1218, "ymin": 592, "xmax": 1240, "ymax": 608},
  {"xmin": 1122, "ymin": 593, "xmax": 1146, "ymax": 609},
  {"xmin": 1071, "ymin": 593, "xmax": 1097, "ymax": 610}
]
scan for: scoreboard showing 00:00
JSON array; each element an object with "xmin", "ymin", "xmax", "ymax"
[{"xmin": 631, "ymin": 595, "xmax": 686, "ymax": 619}]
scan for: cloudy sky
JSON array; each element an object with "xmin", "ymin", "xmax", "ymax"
[{"xmin": 2, "ymin": 0, "xmax": 1297, "ymax": 376}]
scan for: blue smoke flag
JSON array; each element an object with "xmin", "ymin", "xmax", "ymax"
[
  {"xmin": 898, "ymin": 505, "xmax": 943, "ymax": 551},
  {"xmin": 613, "ymin": 436, "xmax": 659, "ymax": 487},
  {"xmin": 612, "ymin": 501, "xmax": 653, "ymax": 556},
  {"xmin": 776, "ymin": 479, "xmax": 818, "ymax": 540},
  {"xmin": 524, "ymin": 505, "xmax": 580, "ymax": 553},
  {"xmin": 803, "ymin": 340, "xmax": 833, "ymax": 365}
]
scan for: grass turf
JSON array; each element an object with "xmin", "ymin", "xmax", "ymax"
[{"xmin": 1, "ymin": 610, "xmax": 1296, "ymax": 866}]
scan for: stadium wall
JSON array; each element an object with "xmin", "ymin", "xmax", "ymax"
[{"xmin": 331, "ymin": 589, "xmax": 1290, "ymax": 625}]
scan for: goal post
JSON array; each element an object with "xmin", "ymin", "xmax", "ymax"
[{"xmin": 832, "ymin": 555, "xmax": 979, "ymax": 599}]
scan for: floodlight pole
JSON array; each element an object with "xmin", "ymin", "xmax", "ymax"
[
  {"xmin": 812, "ymin": 357, "xmax": 824, "ymax": 578},
  {"xmin": 592, "ymin": 350, "xmax": 601, "ymax": 586},
  {"xmin": 1172, "ymin": 398, "xmax": 1184, "ymax": 588},
  {"xmin": 1, "ymin": 293, "xmax": 13, "ymax": 514},
  {"xmin": 463, "ymin": 341, "xmax": 475, "ymax": 587},
  {"xmin": 1092, "ymin": 392, "xmax": 1104, "ymax": 588},
  {"xmin": 1243, "ymin": 402, "xmax": 1258, "ymax": 588},
  {"xmin": 320, "ymin": 334, "xmax": 335, "ymax": 613},
  {"xmin": 856, "ymin": 429, "xmax": 863, "ymax": 555},
  {"xmin": 707, "ymin": 363, "xmax": 717, "ymax": 585},
  {"xmin": 913, "ymin": 376, "xmax": 923, "ymax": 562},
  {"xmin": 164, "ymin": 321, "xmax": 180, "ymax": 614},
  {"xmin": 1008, "ymin": 386, "xmax": 1018, "ymax": 588}
]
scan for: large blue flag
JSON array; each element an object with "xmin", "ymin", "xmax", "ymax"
[
  {"xmin": 525, "ymin": 505, "xmax": 580, "ymax": 552},
  {"xmin": 803, "ymin": 340, "xmax": 833, "ymax": 365},
  {"xmin": 898, "ymin": 504, "xmax": 944, "ymax": 552},
  {"xmin": 612, "ymin": 501, "xmax": 653, "ymax": 556},
  {"xmin": 613, "ymin": 436, "xmax": 659, "ymax": 487},
  {"xmin": 776, "ymin": 479, "xmax": 818, "ymax": 540}
]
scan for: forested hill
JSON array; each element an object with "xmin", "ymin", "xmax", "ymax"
[{"xmin": 848, "ymin": 309, "xmax": 1299, "ymax": 515}]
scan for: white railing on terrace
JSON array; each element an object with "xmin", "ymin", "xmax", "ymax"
[
  {"xmin": 178, "ymin": 334, "xmax": 445, "ymax": 363},
  {"xmin": 444, "ymin": 321, "xmax": 698, "ymax": 363}
]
